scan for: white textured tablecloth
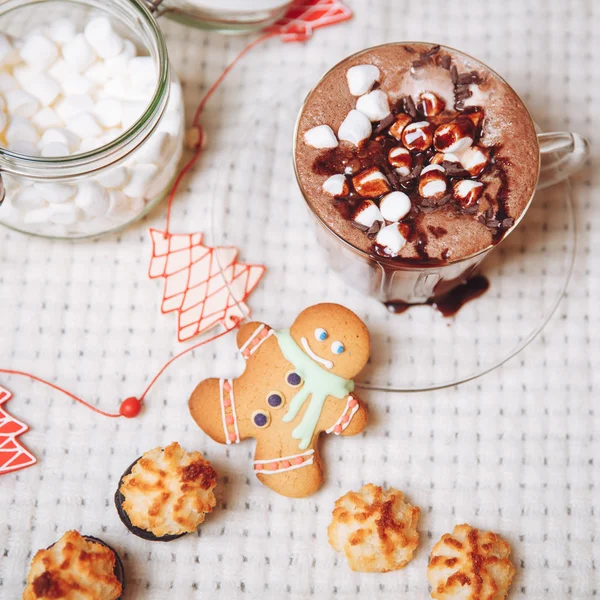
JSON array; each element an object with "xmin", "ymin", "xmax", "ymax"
[{"xmin": 1, "ymin": 1, "xmax": 598, "ymax": 598}]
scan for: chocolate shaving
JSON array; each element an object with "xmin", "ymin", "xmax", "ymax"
[
  {"xmin": 502, "ymin": 217, "xmax": 515, "ymax": 229},
  {"xmin": 441, "ymin": 55, "xmax": 451, "ymax": 70},
  {"xmin": 351, "ymin": 221, "xmax": 370, "ymax": 232},
  {"xmin": 451, "ymin": 65, "xmax": 458, "ymax": 84},
  {"xmin": 366, "ymin": 220, "xmax": 382, "ymax": 238},
  {"xmin": 444, "ymin": 163, "xmax": 471, "ymax": 178},
  {"xmin": 381, "ymin": 162, "xmax": 402, "ymax": 190},
  {"xmin": 411, "ymin": 58, "xmax": 427, "ymax": 70},
  {"xmin": 404, "ymin": 95, "xmax": 418, "ymax": 118},
  {"xmin": 374, "ymin": 113, "xmax": 395, "ymax": 135},
  {"xmin": 424, "ymin": 44, "xmax": 441, "ymax": 57},
  {"xmin": 403, "ymin": 45, "xmax": 416, "ymax": 53},
  {"xmin": 455, "ymin": 86, "xmax": 473, "ymax": 100}
]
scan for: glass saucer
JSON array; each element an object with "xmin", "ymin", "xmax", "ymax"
[{"xmin": 207, "ymin": 88, "xmax": 576, "ymax": 392}]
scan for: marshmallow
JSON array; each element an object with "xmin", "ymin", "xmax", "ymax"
[
  {"xmin": 35, "ymin": 182, "xmax": 76, "ymax": 204},
  {"xmin": 430, "ymin": 152, "xmax": 461, "ymax": 165},
  {"xmin": 419, "ymin": 92, "xmax": 445, "ymax": 117},
  {"xmin": 93, "ymin": 98, "xmax": 122, "ymax": 128},
  {"xmin": 56, "ymin": 95, "xmax": 95, "ymax": 121},
  {"xmin": 388, "ymin": 114, "xmax": 412, "ymax": 141},
  {"xmin": 322, "ymin": 174, "xmax": 348, "ymax": 197},
  {"xmin": 356, "ymin": 89, "xmax": 391, "ymax": 122},
  {"xmin": 6, "ymin": 116, "xmax": 40, "ymax": 146},
  {"xmin": 433, "ymin": 118, "xmax": 474, "ymax": 153},
  {"xmin": 157, "ymin": 112, "xmax": 182, "ymax": 137},
  {"xmin": 62, "ymin": 34, "xmax": 96, "ymax": 73},
  {"xmin": 61, "ymin": 73, "xmax": 94, "ymax": 96},
  {"xmin": 379, "ymin": 191, "xmax": 411, "ymax": 222},
  {"xmin": 353, "ymin": 199, "xmax": 384, "ymax": 228},
  {"xmin": 388, "ymin": 146, "xmax": 412, "ymax": 176},
  {"xmin": 84, "ymin": 17, "xmax": 123, "ymax": 59},
  {"xmin": 352, "ymin": 167, "xmax": 391, "ymax": 198},
  {"xmin": 123, "ymin": 164, "xmax": 158, "ymax": 198},
  {"xmin": 9, "ymin": 141, "xmax": 39, "ymax": 156},
  {"xmin": 49, "ymin": 18, "xmax": 77, "ymax": 45},
  {"xmin": 40, "ymin": 142, "xmax": 70, "ymax": 157},
  {"xmin": 129, "ymin": 56, "xmax": 156, "ymax": 90},
  {"xmin": 5, "ymin": 89, "xmax": 39, "ymax": 118},
  {"xmin": 402, "ymin": 121, "xmax": 435, "ymax": 151},
  {"xmin": 0, "ymin": 34, "xmax": 17, "ymax": 67},
  {"xmin": 12, "ymin": 66, "xmax": 36, "ymax": 90},
  {"xmin": 48, "ymin": 59, "xmax": 72, "ymax": 84},
  {"xmin": 78, "ymin": 137, "xmax": 104, "ymax": 153},
  {"xmin": 453, "ymin": 180, "xmax": 484, "ymax": 208},
  {"xmin": 419, "ymin": 166, "xmax": 447, "ymax": 199},
  {"xmin": 86, "ymin": 62, "xmax": 109, "ymax": 84},
  {"xmin": 135, "ymin": 131, "xmax": 171, "ymax": 164},
  {"xmin": 458, "ymin": 146, "xmax": 490, "ymax": 177},
  {"xmin": 32, "ymin": 107, "xmax": 63, "ymax": 130},
  {"xmin": 19, "ymin": 34, "xmax": 58, "ymax": 71},
  {"xmin": 24, "ymin": 207, "xmax": 52, "ymax": 224},
  {"xmin": 13, "ymin": 187, "xmax": 46, "ymax": 211},
  {"xmin": 0, "ymin": 73, "xmax": 18, "ymax": 93},
  {"xmin": 68, "ymin": 112, "xmax": 103, "ymax": 139},
  {"xmin": 106, "ymin": 190, "xmax": 130, "ymax": 220},
  {"xmin": 375, "ymin": 223, "xmax": 407, "ymax": 257},
  {"xmin": 346, "ymin": 64, "xmax": 380, "ymax": 96},
  {"xmin": 338, "ymin": 109, "xmax": 372, "ymax": 147},
  {"xmin": 97, "ymin": 166, "xmax": 129, "ymax": 189},
  {"xmin": 21, "ymin": 73, "xmax": 61, "ymax": 106},
  {"xmin": 41, "ymin": 128, "xmax": 80, "ymax": 153},
  {"xmin": 74, "ymin": 181, "xmax": 109, "ymax": 217},
  {"xmin": 49, "ymin": 202, "xmax": 79, "ymax": 225},
  {"xmin": 303, "ymin": 124, "xmax": 338, "ymax": 149},
  {"xmin": 101, "ymin": 77, "xmax": 126, "ymax": 99}
]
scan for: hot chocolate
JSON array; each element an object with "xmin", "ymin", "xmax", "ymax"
[{"xmin": 294, "ymin": 43, "xmax": 540, "ymax": 266}]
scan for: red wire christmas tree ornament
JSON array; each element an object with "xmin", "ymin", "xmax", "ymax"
[
  {"xmin": 149, "ymin": 229, "xmax": 265, "ymax": 342},
  {"xmin": 0, "ymin": 386, "xmax": 36, "ymax": 475}
]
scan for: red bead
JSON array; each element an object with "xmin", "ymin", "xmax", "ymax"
[{"xmin": 120, "ymin": 397, "xmax": 142, "ymax": 418}]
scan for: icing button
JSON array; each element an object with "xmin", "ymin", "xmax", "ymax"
[
  {"xmin": 229, "ymin": 432, "xmax": 237, "ymax": 442},
  {"xmin": 267, "ymin": 462, "xmax": 278, "ymax": 471},
  {"xmin": 267, "ymin": 392, "xmax": 284, "ymax": 409},
  {"xmin": 255, "ymin": 463, "xmax": 264, "ymax": 471},
  {"xmin": 260, "ymin": 329, "xmax": 270, "ymax": 338},
  {"xmin": 280, "ymin": 460, "xmax": 291, "ymax": 469},
  {"xmin": 223, "ymin": 381, "xmax": 231, "ymax": 392},
  {"xmin": 292, "ymin": 457, "xmax": 304, "ymax": 465},
  {"xmin": 252, "ymin": 410, "xmax": 271, "ymax": 429},
  {"xmin": 341, "ymin": 415, "xmax": 350, "ymax": 424},
  {"xmin": 223, "ymin": 398, "xmax": 231, "ymax": 408},
  {"xmin": 225, "ymin": 415, "xmax": 234, "ymax": 425},
  {"xmin": 348, "ymin": 399, "xmax": 358, "ymax": 408},
  {"xmin": 334, "ymin": 424, "xmax": 343, "ymax": 434},
  {"xmin": 286, "ymin": 371, "xmax": 303, "ymax": 387}
]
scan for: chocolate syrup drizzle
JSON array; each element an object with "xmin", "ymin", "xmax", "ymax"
[{"xmin": 312, "ymin": 45, "xmax": 514, "ymax": 264}]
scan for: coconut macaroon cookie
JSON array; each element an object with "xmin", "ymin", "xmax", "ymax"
[
  {"xmin": 115, "ymin": 442, "xmax": 218, "ymax": 542},
  {"xmin": 23, "ymin": 530, "xmax": 124, "ymax": 600},
  {"xmin": 428, "ymin": 523, "xmax": 515, "ymax": 600},
  {"xmin": 328, "ymin": 483, "xmax": 420, "ymax": 572}
]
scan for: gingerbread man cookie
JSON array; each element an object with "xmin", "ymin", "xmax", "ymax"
[{"xmin": 189, "ymin": 303, "xmax": 369, "ymax": 498}]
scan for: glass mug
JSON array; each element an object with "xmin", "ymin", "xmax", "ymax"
[{"xmin": 293, "ymin": 44, "xmax": 589, "ymax": 307}]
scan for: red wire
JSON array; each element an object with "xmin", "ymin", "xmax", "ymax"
[
  {"xmin": 164, "ymin": 32, "xmax": 277, "ymax": 234},
  {"xmin": 0, "ymin": 369, "xmax": 121, "ymax": 418}
]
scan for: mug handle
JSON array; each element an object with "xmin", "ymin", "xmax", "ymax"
[{"xmin": 537, "ymin": 132, "xmax": 589, "ymax": 190}]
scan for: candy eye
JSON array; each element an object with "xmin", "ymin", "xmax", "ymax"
[
  {"xmin": 331, "ymin": 341, "xmax": 345, "ymax": 355},
  {"xmin": 285, "ymin": 371, "xmax": 303, "ymax": 387},
  {"xmin": 252, "ymin": 410, "xmax": 271, "ymax": 428},
  {"xmin": 266, "ymin": 391, "xmax": 285, "ymax": 409},
  {"xmin": 314, "ymin": 328, "xmax": 328, "ymax": 341}
]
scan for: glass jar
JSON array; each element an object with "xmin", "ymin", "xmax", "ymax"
[
  {"xmin": 149, "ymin": 0, "xmax": 293, "ymax": 33},
  {"xmin": 0, "ymin": 0, "xmax": 184, "ymax": 239}
]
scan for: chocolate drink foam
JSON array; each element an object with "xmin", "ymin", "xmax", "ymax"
[{"xmin": 294, "ymin": 43, "xmax": 540, "ymax": 263}]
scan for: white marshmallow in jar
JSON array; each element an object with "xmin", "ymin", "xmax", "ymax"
[{"xmin": 0, "ymin": 0, "xmax": 184, "ymax": 239}]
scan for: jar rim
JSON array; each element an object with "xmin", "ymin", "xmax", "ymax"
[{"xmin": 0, "ymin": 0, "xmax": 170, "ymax": 179}]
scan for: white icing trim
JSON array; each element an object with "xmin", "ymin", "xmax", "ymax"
[
  {"xmin": 249, "ymin": 329, "xmax": 274, "ymax": 357},
  {"xmin": 326, "ymin": 395, "xmax": 359, "ymax": 434},
  {"xmin": 218, "ymin": 378, "xmax": 231, "ymax": 445},
  {"xmin": 253, "ymin": 449, "xmax": 315, "ymax": 465},
  {"xmin": 254, "ymin": 457, "xmax": 315, "ymax": 475},
  {"xmin": 300, "ymin": 337, "xmax": 333, "ymax": 369},
  {"xmin": 229, "ymin": 379, "xmax": 240, "ymax": 443},
  {"xmin": 240, "ymin": 324, "xmax": 265, "ymax": 352}
]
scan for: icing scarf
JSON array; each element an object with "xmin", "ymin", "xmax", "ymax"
[{"xmin": 275, "ymin": 329, "xmax": 354, "ymax": 450}]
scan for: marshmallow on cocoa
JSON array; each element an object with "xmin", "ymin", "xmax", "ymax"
[
  {"xmin": 433, "ymin": 117, "xmax": 474, "ymax": 153},
  {"xmin": 338, "ymin": 109, "xmax": 372, "ymax": 147},
  {"xmin": 379, "ymin": 191, "xmax": 411, "ymax": 222},
  {"xmin": 304, "ymin": 124, "xmax": 338, "ymax": 149},
  {"xmin": 453, "ymin": 179, "xmax": 484, "ymax": 208},
  {"xmin": 419, "ymin": 91, "xmax": 445, "ymax": 117},
  {"xmin": 388, "ymin": 114, "xmax": 412, "ymax": 141},
  {"xmin": 387, "ymin": 146, "xmax": 412, "ymax": 176},
  {"xmin": 352, "ymin": 167, "xmax": 391, "ymax": 198},
  {"xmin": 418, "ymin": 164, "xmax": 447, "ymax": 199},
  {"xmin": 375, "ymin": 223, "xmax": 408, "ymax": 257},
  {"xmin": 322, "ymin": 174, "xmax": 349, "ymax": 197},
  {"xmin": 353, "ymin": 199, "xmax": 384, "ymax": 228},
  {"xmin": 356, "ymin": 89, "xmax": 390, "ymax": 122},
  {"xmin": 459, "ymin": 146, "xmax": 491, "ymax": 177},
  {"xmin": 402, "ymin": 120, "xmax": 435, "ymax": 151},
  {"xmin": 346, "ymin": 64, "xmax": 380, "ymax": 96}
]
